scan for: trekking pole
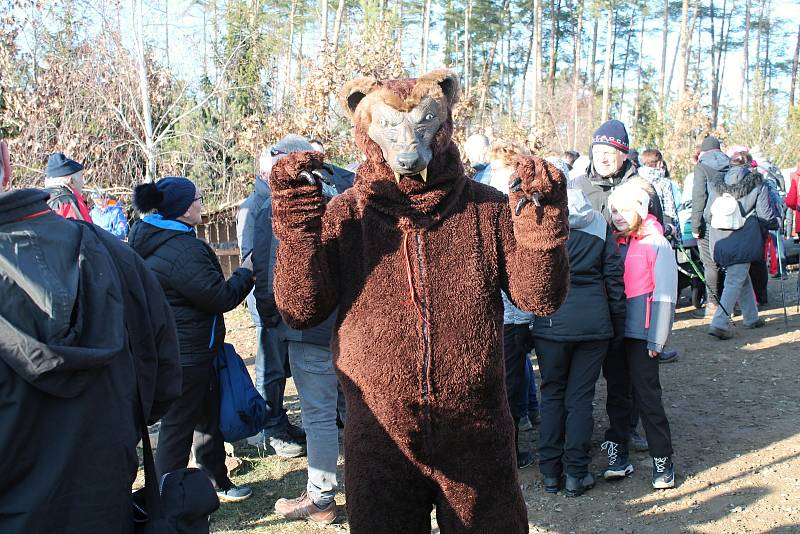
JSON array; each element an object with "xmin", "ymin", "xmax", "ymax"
[
  {"xmin": 772, "ymin": 231, "xmax": 789, "ymax": 328},
  {"xmin": 675, "ymin": 241, "xmax": 732, "ymax": 321}
]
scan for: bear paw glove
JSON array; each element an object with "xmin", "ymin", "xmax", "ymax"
[
  {"xmin": 507, "ymin": 155, "xmax": 569, "ymax": 250},
  {"xmin": 269, "ymin": 151, "xmax": 327, "ymax": 234}
]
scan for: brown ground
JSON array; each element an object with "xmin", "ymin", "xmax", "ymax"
[{"xmin": 211, "ymin": 274, "xmax": 800, "ymax": 533}]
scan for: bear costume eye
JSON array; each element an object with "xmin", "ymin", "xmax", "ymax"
[{"xmin": 424, "ymin": 113, "xmax": 435, "ymax": 121}]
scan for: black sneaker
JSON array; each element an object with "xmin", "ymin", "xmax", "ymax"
[
  {"xmin": 564, "ymin": 473, "xmax": 595, "ymax": 497},
  {"xmin": 658, "ymin": 350, "xmax": 679, "ymax": 364},
  {"xmin": 287, "ymin": 422, "xmax": 307, "ymax": 444},
  {"xmin": 542, "ymin": 475, "xmax": 562, "ymax": 494},
  {"xmin": 601, "ymin": 441, "xmax": 634, "ymax": 480},
  {"xmin": 217, "ymin": 484, "xmax": 253, "ymax": 503},
  {"xmin": 651, "ymin": 456, "xmax": 675, "ymax": 489},
  {"xmin": 517, "ymin": 451, "xmax": 535, "ymax": 469}
]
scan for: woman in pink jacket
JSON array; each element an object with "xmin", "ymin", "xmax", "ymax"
[{"xmin": 604, "ymin": 181, "xmax": 678, "ymax": 490}]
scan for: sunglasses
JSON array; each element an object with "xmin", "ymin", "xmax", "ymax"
[{"xmin": 194, "ymin": 195, "xmax": 203, "ymax": 203}]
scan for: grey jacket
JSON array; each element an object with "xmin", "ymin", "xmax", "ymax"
[
  {"xmin": 691, "ymin": 150, "xmax": 730, "ymax": 236},
  {"xmin": 237, "ymin": 177, "xmax": 271, "ymax": 324}
]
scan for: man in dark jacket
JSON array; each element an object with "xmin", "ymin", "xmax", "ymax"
[
  {"xmin": 532, "ymin": 188, "xmax": 626, "ymax": 496},
  {"xmin": 570, "ymin": 120, "xmax": 663, "ymax": 222},
  {"xmin": 129, "ymin": 176, "xmax": 255, "ymax": 502},
  {"xmin": 254, "ymin": 137, "xmax": 354, "ymax": 523},
  {"xmin": 247, "ymin": 136, "xmax": 315, "ymax": 458},
  {"xmin": 691, "ymin": 136, "xmax": 730, "ymax": 318},
  {"xmin": 0, "ymin": 188, "xmax": 181, "ymax": 533}
]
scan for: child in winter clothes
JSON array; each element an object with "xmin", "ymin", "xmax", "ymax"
[
  {"xmin": 532, "ymin": 188, "xmax": 626, "ymax": 497},
  {"xmin": 604, "ymin": 181, "xmax": 678, "ymax": 490}
]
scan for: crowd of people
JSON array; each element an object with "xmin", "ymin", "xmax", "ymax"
[{"xmin": 0, "ymin": 107, "xmax": 791, "ymax": 531}]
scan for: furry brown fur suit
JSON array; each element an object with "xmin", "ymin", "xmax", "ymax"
[{"xmin": 268, "ymin": 70, "xmax": 570, "ymax": 533}]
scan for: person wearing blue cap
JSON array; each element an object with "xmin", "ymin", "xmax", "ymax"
[
  {"xmin": 129, "ymin": 176, "xmax": 256, "ymax": 504},
  {"xmin": 43, "ymin": 152, "xmax": 93, "ymax": 222}
]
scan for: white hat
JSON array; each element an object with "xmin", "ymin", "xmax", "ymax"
[{"xmin": 608, "ymin": 181, "xmax": 650, "ymax": 222}]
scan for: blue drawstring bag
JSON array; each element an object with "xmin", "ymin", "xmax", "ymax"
[{"xmin": 214, "ymin": 342, "xmax": 271, "ymax": 442}]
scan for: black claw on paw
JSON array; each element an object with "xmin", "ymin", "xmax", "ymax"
[
  {"xmin": 510, "ymin": 177, "xmax": 523, "ymax": 193},
  {"xmin": 515, "ymin": 197, "xmax": 529, "ymax": 216}
]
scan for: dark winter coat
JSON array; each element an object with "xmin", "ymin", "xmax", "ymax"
[
  {"xmin": 531, "ymin": 189, "xmax": 626, "ymax": 342},
  {"xmin": 129, "ymin": 215, "xmax": 254, "ymax": 365},
  {"xmin": 237, "ymin": 176, "xmax": 271, "ymax": 324},
  {"xmin": 709, "ymin": 166, "xmax": 778, "ymax": 267},
  {"xmin": 691, "ymin": 149, "xmax": 730, "ymax": 237},
  {"xmin": 0, "ymin": 189, "xmax": 181, "ymax": 534}
]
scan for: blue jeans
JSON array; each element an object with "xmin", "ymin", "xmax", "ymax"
[
  {"xmin": 518, "ymin": 354, "xmax": 539, "ymax": 418},
  {"xmin": 255, "ymin": 322, "xmax": 291, "ymax": 435},
  {"xmin": 287, "ymin": 341, "xmax": 340, "ymax": 505},
  {"xmin": 711, "ymin": 262, "xmax": 760, "ymax": 331}
]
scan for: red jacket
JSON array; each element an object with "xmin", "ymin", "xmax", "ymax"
[
  {"xmin": 786, "ymin": 167, "xmax": 800, "ymax": 235},
  {"xmin": 45, "ymin": 184, "xmax": 93, "ymax": 223}
]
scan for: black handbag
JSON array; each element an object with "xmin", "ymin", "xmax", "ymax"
[{"xmin": 133, "ymin": 393, "xmax": 219, "ymax": 533}]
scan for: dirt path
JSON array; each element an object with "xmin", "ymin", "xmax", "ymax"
[{"xmin": 215, "ymin": 275, "xmax": 800, "ymax": 533}]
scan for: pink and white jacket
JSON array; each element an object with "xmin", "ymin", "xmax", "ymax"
[{"xmin": 618, "ymin": 215, "xmax": 677, "ymax": 353}]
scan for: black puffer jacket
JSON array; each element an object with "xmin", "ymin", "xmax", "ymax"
[
  {"xmin": 129, "ymin": 217, "xmax": 254, "ymax": 365},
  {"xmin": 531, "ymin": 189, "xmax": 626, "ymax": 341}
]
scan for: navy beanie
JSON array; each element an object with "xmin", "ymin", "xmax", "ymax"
[
  {"xmin": 45, "ymin": 153, "xmax": 84, "ymax": 177},
  {"xmin": 133, "ymin": 176, "xmax": 197, "ymax": 219},
  {"xmin": 592, "ymin": 120, "xmax": 630, "ymax": 154}
]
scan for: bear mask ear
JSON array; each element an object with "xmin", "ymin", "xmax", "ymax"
[
  {"xmin": 339, "ymin": 77, "xmax": 380, "ymax": 119},
  {"xmin": 416, "ymin": 69, "xmax": 461, "ymax": 107}
]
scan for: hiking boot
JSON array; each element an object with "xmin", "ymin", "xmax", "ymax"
[
  {"xmin": 287, "ymin": 422, "xmax": 306, "ymax": 443},
  {"xmin": 744, "ymin": 317, "xmax": 766, "ymax": 329},
  {"xmin": 542, "ymin": 475, "xmax": 562, "ymax": 494},
  {"xmin": 274, "ymin": 492, "xmax": 336, "ymax": 524},
  {"xmin": 693, "ymin": 302, "xmax": 717, "ymax": 319},
  {"xmin": 708, "ymin": 326, "xmax": 733, "ymax": 340},
  {"xmin": 658, "ymin": 350, "xmax": 679, "ymax": 364},
  {"xmin": 630, "ymin": 431, "xmax": 649, "ymax": 452},
  {"xmin": 564, "ymin": 473, "xmax": 595, "ymax": 497},
  {"xmin": 518, "ymin": 416, "xmax": 533, "ymax": 432},
  {"xmin": 651, "ymin": 456, "xmax": 676, "ymax": 489},
  {"xmin": 601, "ymin": 441, "xmax": 634, "ymax": 480},
  {"xmin": 517, "ymin": 451, "xmax": 535, "ymax": 469},
  {"xmin": 267, "ymin": 434, "xmax": 306, "ymax": 458},
  {"xmin": 217, "ymin": 484, "xmax": 252, "ymax": 503}
]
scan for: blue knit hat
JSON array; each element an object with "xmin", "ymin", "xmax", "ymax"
[
  {"xmin": 45, "ymin": 153, "xmax": 84, "ymax": 177},
  {"xmin": 133, "ymin": 176, "xmax": 197, "ymax": 219},
  {"xmin": 591, "ymin": 120, "xmax": 629, "ymax": 154}
]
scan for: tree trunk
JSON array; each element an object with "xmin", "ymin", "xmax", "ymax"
[
  {"xmin": 332, "ymin": 0, "xmax": 346, "ymax": 54},
  {"xmin": 285, "ymin": 0, "xmax": 297, "ymax": 106},
  {"xmin": 531, "ymin": 0, "xmax": 543, "ymax": 124},
  {"xmin": 421, "ymin": 0, "xmax": 432, "ymax": 72},
  {"xmin": 677, "ymin": 0, "xmax": 689, "ymax": 101},
  {"xmin": 548, "ymin": 0, "xmax": 557, "ymax": 94},
  {"xmin": 479, "ymin": 0, "xmax": 510, "ymax": 125},
  {"xmin": 601, "ymin": 7, "xmax": 614, "ymax": 123},
  {"xmin": 741, "ymin": 0, "xmax": 751, "ymax": 113},
  {"xmin": 764, "ymin": 0, "xmax": 771, "ymax": 96},
  {"xmin": 572, "ymin": 0, "xmax": 584, "ymax": 147},
  {"xmin": 619, "ymin": 12, "xmax": 635, "ymax": 118},
  {"xmin": 164, "ymin": 0, "xmax": 169, "ymax": 70},
  {"xmin": 464, "ymin": 0, "xmax": 472, "ymax": 94},
  {"xmin": 634, "ymin": 10, "xmax": 645, "ymax": 124},
  {"xmin": 710, "ymin": 0, "xmax": 718, "ymax": 126},
  {"xmin": 320, "ymin": 0, "xmax": 329, "ymax": 45},
  {"xmin": 791, "ymin": 24, "xmax": 800, "ymax": 108},
  {"xmin": 520, "ymin": 2, "xmax": 536, "ymax": 121},
  {"xmin": 589, "ymin": 16, "xmax": 598, "ymax": 123},
  {"xmin": 133, "ymin": 0, "xmax": 155, "ymax": 182},
  {"xmin": 658, "ymin": 0, "xmax": 668, "ymax": 117}
]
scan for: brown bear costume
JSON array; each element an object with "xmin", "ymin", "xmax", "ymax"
[{"xmin": 268, "ymin": 70, "xmax": 569, "ymax": 533}]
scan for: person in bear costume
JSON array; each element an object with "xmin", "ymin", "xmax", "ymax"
[{"xmin": 267, "ymin": 69, "xmax": 570, "ymax": 533}]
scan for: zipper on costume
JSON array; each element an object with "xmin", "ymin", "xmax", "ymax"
[{"xmin": 414, "ymin": 232, "xmax": 434, "ymax": 446}]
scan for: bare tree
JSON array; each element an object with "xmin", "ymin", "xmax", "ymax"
[
  {"xmin": 332, "ymin": 0, "xmax": 346, "ymax": 54},
  {"xmin": 421, "ymin": 0, "xmax": 432, "ymax": 71},
  {"xmin": 463, "ymin": 0, "xmax": 472, "ymax": 94},
  {"xmin": 600, "ymin": 5, "xmax": 614, "ymax": 123},
  {"xmin": 791, "ymin": 24, "xmax": 800, "ymax": 108},
  {"xmin": 132, "ymin": 0, "xmax": 156, "ymax": 181},
  {"xmin": 320, "ymin": 0, "xmax": 329, "ymax": 44},
  {"xmin": 741, "ymin": 0, "xmax": 751, "ymax": 113},
  {"xmin": 572, "ymin": 0, "xmax": 585, "ymax": 146},
  {"xmin": 658, "ymin": 0, "xmax": 668, "ymax": 117}
]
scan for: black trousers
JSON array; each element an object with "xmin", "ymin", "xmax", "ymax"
[
  {"xmin": 503, "ymin": 324, "xmax": 533, "ymax": 456},
  {"xmin": 155, "ymin": 361, "xmax": 231, "ymax": 490},
  {"xmin": 698, "ymin": 236, "xmax": 724, "ymax": 305},
  {"xmin": 749, "ymin": 260, "xmax": 769, "ymax": 305},
  {"xmin": 604, "ymin": 338, "xmax": 673, "ymax": 458},
  {"xmin": 535, "ymin": 338, "xmax": 607, "ymax": 477}
]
